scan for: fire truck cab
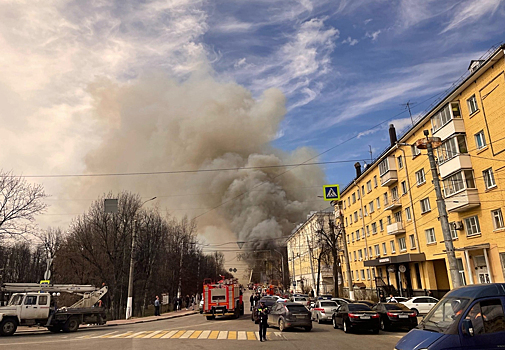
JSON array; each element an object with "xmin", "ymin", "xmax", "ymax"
[{"xmin": 203, "ymin": 278, "xmax": 243, "ymax": 320}]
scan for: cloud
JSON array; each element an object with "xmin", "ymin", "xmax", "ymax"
[
  {"xmin": 441, "ymin": 0, "xmax": 503, "ymax": 33},
  {"xmin": 365, "ymin": 30, "xmax": 381, "ymax": 41},
  {"xmin": 342, "ymin": 36, "xmax": 359, "ymax": 45}
]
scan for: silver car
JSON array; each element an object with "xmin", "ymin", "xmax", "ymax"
[{"xmin": 311, "ymin": 300, "xmax": 338, "ymax": 324}]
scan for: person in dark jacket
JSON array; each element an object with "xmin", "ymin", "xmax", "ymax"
[
  {"xmin": 257, "ymin": 301, "xmax": 269, "ymax": 342},
  {"xmin": 154, "ymin": 296, "xmax": 160, "ymax": 316},
  {"xmin": 250, "ymin": 294, "xmax": 254, "ymax": 311}
]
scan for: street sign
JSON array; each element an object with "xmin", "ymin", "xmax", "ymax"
[{"xmin": 323, "ymin": 184, "xmax": 340, "ymax": 201}]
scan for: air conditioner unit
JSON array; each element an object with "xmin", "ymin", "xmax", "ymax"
[{"xmin": 452, "ymin": 221, "xmax": 464, "ymax": 230}]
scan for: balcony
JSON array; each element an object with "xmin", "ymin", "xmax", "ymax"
[
  {"xmin": 380, "ymin": 170, "xmax": 398, "ymax": 187},
  {"xmin": 439, "ymin": 154, "xmax": 472, "ymax": 179},
  {"xmin": 445, "ymin": 188, "xmax": 480, "ymax": 212},
  {"xmin": 387, "ymin": 221, "xmax": 406, "ymax": 235},
  {"xmin": 433, "ymin": 118, "xmax": 466, "ymax": 141},
  {"xmin": 384, "ymin": 197, "xmax": 402, "ymax": 211}
]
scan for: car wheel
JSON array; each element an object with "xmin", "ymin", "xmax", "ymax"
[
  {"xmin": 279, "ymin": 318, "xmax": 286, "ymax": 332},
  {"xmin": 0, "ymin": 319, "xmax": 17, "ymax": 336},
  {"xmin": 304, "ymin": 326, "xmax": 312, "ymax": 332},
  {"xmin": 332, "ymin": 317, "xmax": 338, "ymax": 329},
  {"xmin": 412, "ymin": 308, "xmax": 419, "ymax": 316},
  {"xmin": 62, "ymin": 317, "xmax": 79, "ymax": 333},
  {"xmin": 343, "ymin": 320, "xmax": 350, "ymax": 333}
]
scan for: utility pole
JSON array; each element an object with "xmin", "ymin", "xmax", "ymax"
[
  {"xmin": 416, "ymin": 130, "xmax": 462, "ymax": 288},
  {"xmin": 336, "ymin": 201, "xmax": 354, "ymax": 300},
  {"xmin": 306, "ymin": 236, "xmax": 316, "ymax": 294},
  {"xmin": 126, "ymin": 221, "xmax": 137, "ymax": 320}
]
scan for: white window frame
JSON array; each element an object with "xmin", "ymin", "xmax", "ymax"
[
  {"xmin": 390, "ymin": 240, "xmax": 396, "ymax": 254},
  {"xmin": 450, "ymin": 222, "xmax": 458, "ymax": 240},
  {"xmin": 382, "ymin": 242, "xmax": 387, "ymax": 256},
  {"xmin": 467, "ymin": 94, "xmax": 478, "ymax": 114},
  {"xmin": 379, "ymin": 219, "xmax": 384, "ymax": 231},
  {"xmin": 420, "ymin": 198, "xmax": 431, "ymax": 214},
  {"xmin": 358, "ymin": 249, "xmax": 363, "ymax": 260},
  {"xmin": 491, "ymin": 209, "xmax": 504, "ymax": 230},
  {"xmin": 416, "ymin": 169, "xmax": 426, "ymax": 185},
  {"xmin": 374, "ymin": 244, "xmax": 380, "ymax": 256},
  {"xmin": 401, "ymin": 181, "xmax": 408, "ymax": 195},
  {"xmin": 361, "ymin": 270, "xmax": 365, "ymax": 280},
  {"xmin": 366, "ymin": 225, "xmax": 370, "ymax": 237},
  {"xmin": 425, "ymin": 228, "xmax": 436, "ymax": 244},
  {"xmin": 474, "ymin": 130, "xmax": 486, "ymax": 150},
  {"xmin": 376, "ymin": 197, "xmax": 381, "ymax": 209},
  {"xmin": 366, "ymin": 269, "xmax": 371, "ymax": 280},
  {"xmin": 405, "ymin": 207, "xmax": 412, "ymax": 221},
  {"xmin": 397, "ymin": 155, "xmax": 403, "ymax": 169},
  {"xmin": 373, "ymin": 176, "xmax": 378, "ymax": 188},
  {"xmin": 366, "ymin": 180, "xmax": 372, "ymax": 193},
  {"xmin": 409, "ymin": 234, "xmax": 416, "ymax": 249},
  {"xmin": 411, "ymin": 145, "xmax": 420, "ymax": 158},
  {"xmin": 483, "ymin": 168, "xmax": 496, "ymax": 189},
  {"xmin": 369, "ymin": 201, "xmax": 374, "ymax": 213},
  {"xmin": 464, "ymin": 216, "xmax": 481, "ymax": 237},
  {"xmin": 371, "ymin": 222, "xmax": 377, "ymax": 234},
  {"xmin": 398, "ymin": 237, "xmax": 407, "ymax": 252},
  {"xmin": 379, "ymin": 158, "xmax": 390, "ymax": 176}
]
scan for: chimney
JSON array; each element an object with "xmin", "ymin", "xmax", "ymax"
[
  {"xmin": 354, "ymin": 162, "xmax": 362, "ymax": 178},
  {"xmin": 389, "ymin": 124, "xmax": 397, "ymax": 146}
]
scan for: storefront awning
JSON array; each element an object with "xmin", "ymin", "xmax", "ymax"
[{"xmin": 364, "ymin": 253, "xmax": 426, "ymax": 267}]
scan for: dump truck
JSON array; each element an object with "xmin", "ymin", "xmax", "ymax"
[
  {"xmin": 0, "ymin": 283, "xmax": 108, "ymax": 336},
  {"xmin": 203, "ymin": 278, "xmax": 243, "ymax": 320}
]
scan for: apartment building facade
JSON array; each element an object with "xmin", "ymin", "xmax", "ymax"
[
  {"xmin": 337, "ymin": 44, "xmax": 505, "ymax": 299},
  {"xmin": 286, "ymin": 210, "xmax": 334, "ymax": 294}
]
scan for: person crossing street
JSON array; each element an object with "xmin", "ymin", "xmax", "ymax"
[{"xmin": 257, "ymin": 301, "xmax": 269, "ymax": 342}]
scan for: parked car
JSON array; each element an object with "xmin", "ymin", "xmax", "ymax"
[
  {"xmin": 311, "ymin": 300, "xmax": 339, "ymax": 324},
  {"xmin": 387, "ymin": 296, "xmax": 409, "ymax": 303},
  {"xmin": 373, "ymin": 303, "xmax": 418, "ymax": 331},
  {"xmin": 268, "ymin": 302, "xmax": 312, "ymax": 332},
  {"xmin": 354, "ymin": 300, "xmax": 377, "ymax": 308},
  {"xmin": 199, "ymin": 299, "xmax": 204, "ymax": 314},
  {"xmin": 332, "ymin": 303, "xmax": 380, "ymax": 333},
  {"xmin": 331, "ymin": 297, "xmax": 351, "ymax": 306},
  {"xmin": 317, "ymin": 294, "xmax": 333, "ymax": 300},
  {"xmin": 291, "ymin": 296, "xmax": 310, "ymax": 307},
  {"xmin": 396, "ymin": 283, "xmax": 505, "ymax": 350},
  {"xmin": 251, "ymin": 298, "xmax": 277, "ymax": 323},
  {"xmin": 400, "ymin": 296, "xmax": 439, "ymax": 315}
]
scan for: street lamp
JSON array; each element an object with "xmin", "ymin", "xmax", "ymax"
[
  {"xmin": 126, "ymin": 196, "xmax": 157, "ymax": 320},
  {"xmin": 416, "ymin": 130, "xmax": 462, "ymax": 289}
]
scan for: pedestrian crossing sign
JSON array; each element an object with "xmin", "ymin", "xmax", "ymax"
[{"xmin": 323, "ymin": 184, "xmax": 340, "ymax": 201}]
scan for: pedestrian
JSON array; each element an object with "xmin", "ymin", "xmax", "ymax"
[
  {"xmin": 257, "ymin": 301, "xmax": 269, "ymax": 342},
  {"xmin": 154, "ymin": 296, "xmax": 160, "ymax": 316},
  {"xmin": 250, "ymin": 293, "xmax": 254, "ymax": 311},
  {"xmin": 427, "ymin": 290, "xmax": 433, "ymax": 297},
  {"xmin": 389, "ymin": 294, "xmax": 398, "ymax": 303},
  {"xmin": 379, "ymin": 292, "xmax": 386, "ymax": 303},
  {"xmin": 191, "ymin": 294, "xmax": 195, "ymax": 310},
  {"xmin": 185, "ymin": 295, "xmax": 190, "ymax": 310}
]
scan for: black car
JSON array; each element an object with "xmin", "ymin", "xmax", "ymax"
[
  {"xmin": 354, "ymin": 300, "xmax": 376, "ymax": 308},
  {"xmin": 373, "ymin": 303, "xmax": 418, "ymax": 331},
  {"xmin": 251, "ymin": 298, "xmax": 277, "ymax": 323},
  {"xmin": 267, "ymin": 302, "xmax": 312, "ymax": 332},
  {"xmin": 332, "ymin": 303, "xmax": 380, "ymax": 333}
]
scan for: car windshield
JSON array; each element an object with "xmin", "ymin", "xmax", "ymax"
[
  {"xmin": 422, "ymin": 297, "xmax": 470, "ymax": 333},
  {"xmin": 384, "ymin": 303, "xmax": 410, "ymax": 311},
  {"xmin": 259, "ymin": 299, "xmax": 276, "ymax": 307},
  {"xmin": 8, "ymin": 295, "xmax": 24, "ymax": 306},
  {"xmin": 320, "ymin": 302, "xmax": 337, "ymax": 307},
  {"xmin": 287, "ymin": 305, "xmax": 307, "ymax": 312},
  {"xmin": 348, "ymin": 304, "xmax": 372, "ymax": 311}
]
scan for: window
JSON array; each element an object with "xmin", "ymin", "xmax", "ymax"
[
  {"xmin": 401, "ymin": 181, "xmax": 407, "ymax": 195},
  {"xmin": 361, "ymin": 270, "xmax": 365, "ymax": 280},
  {"xmin": 371, "ymin": 222, "xmax": 377, "ymax": 234},
  {"xmin": 39, "ymin": 295, "xmax": 48, "ymax": 305},
  {"xmin": 383, "ymin": 192, "xmax": 389, "ymax": 206},
  {"xmin": 357, "ymin": 190, "xmax": 360, "ymax": 200},
  {"xmin": 379, "ymin": 158, "xmax": 390, "ymax": 176},
  {"xmin": 457, "ymin": 258, "xmax": 466, "ymax": 285},
  {"xmin": 409, "ymin": 234, "xmax": 416, "ymax": 249},
  {"xmin": 354, "ymin": 211, "xmax": 358, "ymax": 222},
  {"xmin": 356, "ymin": 270, "xmax": 359, "ymax": 280},
  {"xmin": 24, "ymin": 296, "xmax": 38, "ymax": 305},
  {"xmin": 359, "ymin": 208, "xmax": 362, "ymax": 218},
  {"xmin": 369, "ymin": 201, "xmax": 374, "ymax": 213},
  {"xmin": 353, "ymin": 251, "xmax": 357, "ymax": 261},
  {"xmin": 467, "ymin": 94, "xmax": 478, "ymax": 114},
  {"xmin": 366, "ymin": 225, "xmax": 370, "ymax": 237},
  {"xmin": 475, "ymin": 130, "xmax": 486, "ymax": 149},
  {"xmin": 382, "ymin": 243, "xmax": 387, "ymax": 255},
  {"xmin": 352, "ymin": 193, "xmax": 356, "ymax": 203},
  {"xmin": 345, "ymin": 217, "xmax": 348, "ymax": 227},
  {"xmin": 450, "ymin": 222, "xmax": 458, "ymax": 240},
  {"xmin": 349, "ymin": 215, "xmax": 352, "ymax": 225},
  {"xmin": 343, "ymin": 201, "xmax": 346, "ymax": 210},
  {"xmin": 411, "ymin": 145, "xmax": 420, "ymax": 158},
  {"xmin": 351, "ymin": 232, "xmax": 355, "ymax": 242},
  {"xmin": 366, "ymin": 181, "xmax": 372, "ymax": 193},
  {"xmin": 416, "ymin": 169, "xmax": 426, "ymax": 185},
  {"xmin": 443, "ymin": 170, "xmax": 476, "ymax": 197},
  {"xmin": 390, "ymin": 240, "xmax": 396, "ymax": 254},
  {"xmin": 398, "ymin": 237, "xmax": 407, "ymax": 251},
  {"xmin": 348, "ymin": 197, "xmax": 351, "ymax": 206},
  {"xmin": 361, "ymin": 228, "xmax": 365, "ymax": 239},
  {"xmin": 405, "ymin": 207, "xmax": 412, "ymax": 221},
  {"xmin": 391, "ymin": 186, "xmax": 399, "ymax": 200},
  {"xmin": 437, "ymin": 135, "xmax": 468, "ymax": 164},
  {"xmin": 483, "ymin": 168, "xmax": 496, "ymax": 189},
  {"xmin": 358, "ymin": 250, "xmax": 363, "ymax": 260},
  {"xmin": 379, "ymin": 219, "xmax": 384, "ymax": 231},
  {"xmin": 368, "ymin": 247, "xmax": 372, "ymax": 258},
  {"xmin": 364, "ymin": 248, "xmax": 368, "ymax": 259},
  {"xmin": 420, "ymin": 198, "xmax": 431, "ymax": 213},
  {"xmin": 362, "ymin": 185, "xmax": 365, "ymax": 197},
  {"xmin": 464, "ymin": 216, "xmax": 481, "ymax": 237},
  {"xmin": 431, "ymin": 102, "xmax": 461, "ymax": 132},
  {"xmin": 376, "ymin": 197, "xmax": 381, "ymax": 209},
  {"xmin": 374, "ymin": 244, "xmax": 380, "ymax": 256},
  {"xmin": 347, "ymin": 234, "xmax": 350, "ymax": 244},
  {"xmin": 356, "ymin": 230, "xmax": 360, "ymax": 240},
  {"xmin": 397, "ymin": 155, "xmax": 403, "ymax": 169},
  {"xmin": 351, "ymin": 270, "xmax": 354, "ymax": 280},
  {"xmin": 387, "ymin": 215, "xmax": 392, "ymax": 225},
  {"xmin": 373, "ymin": 176, "xmax": 378, "ymax": 188},
  {"xmin": 366, "ymin": 269, "xmax": 371, "ymax": 280},
  {"xmin": 394, "ymin": 211, "xmax": 402, "ymax": 223},
  {"xmin": 465, "ymin": 299, "xmax": 505, "ymax": 335},
  {"xmin": 364, "ymin": 206, "xmax": 368, "ymax": 216},
  {"xmin": 492, "ymin": 209, "xmax": 504, "ymax": 230},
  {"xmin": 425, "ymin": 228, "xmax": 436, "ymax": 244}
]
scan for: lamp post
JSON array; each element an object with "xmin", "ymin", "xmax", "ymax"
[
  {"xmin": 126, "ymin": 196, "xmax": 157, "ymax": 320},
  {"xmin": 416, "ymin": 130, "xmax": 462, "ymax": 288}
]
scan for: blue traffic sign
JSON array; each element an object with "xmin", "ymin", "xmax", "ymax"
[{"xmin": 323, "ymin": 184, "xmax": 340, "ymax": 201}]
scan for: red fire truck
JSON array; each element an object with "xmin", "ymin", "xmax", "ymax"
[{"xmin": 202, "ymin": 277, "xmax": 244, "ymax": 320}]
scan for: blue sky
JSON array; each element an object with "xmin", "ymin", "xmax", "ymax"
[{"xmin": 0, "ymin": 0, "xmax": 504, "ymax": 233}]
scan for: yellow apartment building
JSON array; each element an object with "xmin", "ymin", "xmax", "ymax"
[
  {"xmin": 337, "ymin": 44, "xmax": 505, "ymax": 299},
  {"xmin": 286, "ymin": 210, "xmax": 335, "ymax": 294}
]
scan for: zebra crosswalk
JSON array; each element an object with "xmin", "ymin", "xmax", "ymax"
[{"xmin": 78, "ymin": 330, "xmax": 285, "ymax": 341}]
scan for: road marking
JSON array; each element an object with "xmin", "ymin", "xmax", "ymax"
[
  {"xmin": 227, "ymin": 331, "xmax": 237, "ymax": 339},
  {"xmin": 134, "ymin": 331, "xmax": 149, "ymax": 338},
  {"xmin": 96, "ymin": 332, "xmax": 118, "ymax": 338},
  {"xmin": 126, "ymin": 331, "xmax": 146, "ymax": 338},
  {"xmin": 171, "ymin": 330, "xmax": 186, "ymax": 339},
  {"xmin": 180, "ymin": 330, "xmax": 194, "ymax": 339},
  {"xmin": 190, "ymin": 330, "xmax": 203, "ymax": 339},
  {"xmin": 198, "ymin": 330, "xmax": 211, "ymax": 339},
  {"xmin": 218, "ymin": 331, "xmax": 228, "ymax": 339},
  {"xmin": 111, "ymin": 332, "xmax": 133, "ymax": 338},
  {"xmin": 255, "ymin": 331, "xmax": 260, "ymax": 340},
  {"xmin": 160, "ymin": 330, "xmax": 178, "ymax": 339},
  {"xmin": 238, "ymin": 331, "xmax": 247, "ymax": 340},
  {"xmin": 152, "ymin": 331, "xmax": 170, "ymax": 338},
  {"xmin": 247, "ymin": 331, "xmax": 256, "ymax": 340},
  {"xmin": 208, "ymin": 330, "xmax": 219, "ymax": 339},
  {"xmin": 143, "ymin": 330, "xmax": 162, "ymax": 338}
]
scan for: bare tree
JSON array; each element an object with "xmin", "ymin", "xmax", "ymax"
[
  {"xmin": 315, "ymin": 215, "xmax": 342, "ymax": 297},
  {"xmin": 0, "ymin": 170, "xmax": 48, "ymax": 237}
]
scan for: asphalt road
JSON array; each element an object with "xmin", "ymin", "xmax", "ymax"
[{"xmin": 0, "ymin": 311, "xmax": 408, "ymax": 350}]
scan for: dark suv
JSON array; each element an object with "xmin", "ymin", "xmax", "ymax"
[{"xmin": 267, "ymin": 302, "xmax": 312, "ymax": 332}]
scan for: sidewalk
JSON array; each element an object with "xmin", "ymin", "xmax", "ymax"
[{"xmin": 16, "ymin": 309, "xmax": 198, "ymax": 333}]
